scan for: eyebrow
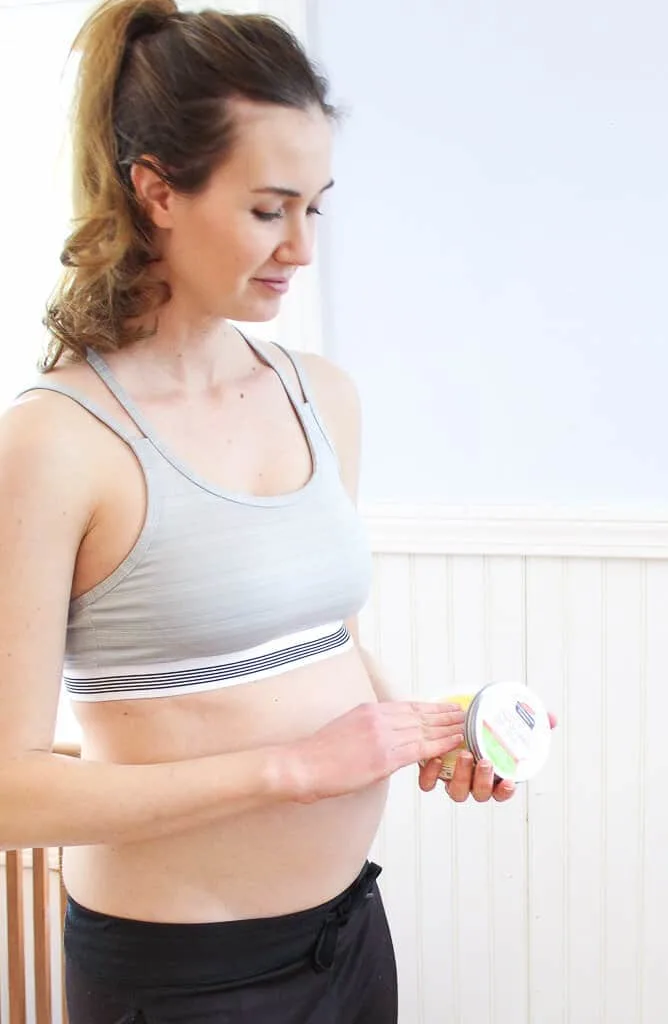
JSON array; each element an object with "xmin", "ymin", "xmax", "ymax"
[{"xmin": 250, "ymin": 180, "xmax": 335, "ymax": 198}]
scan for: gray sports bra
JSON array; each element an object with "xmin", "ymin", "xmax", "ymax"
[{"xmin": 18, "ymin": 336, "xmax": 372, "ymax": 702}]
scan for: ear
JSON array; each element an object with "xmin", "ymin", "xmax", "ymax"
[{"xmin": 130, "ymin": 159, "xmax": 176, "ymax": 229}]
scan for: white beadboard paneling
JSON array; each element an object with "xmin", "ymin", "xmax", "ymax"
[
  {"xmin": 562, "ymin": 559, "xmax": 605, "ymax": 1024},
  {"xmin": 525, "ymin": 558, "xmax": 567, "ymax": 1024},
  {"xmin": 448, "ymin": 557, "xmax": 494, "ymax": 1024},
  {"xmin": 485, "ymin": 558, "xmax": 529, "ymax": 1024},
  {"xmin": 360, "ymin": 540, "xmax": 668, "ymax": 1024},
  {"xmin": 412, "ymin": 556, "xmax": 459, "ymax": 1024},
  {"xmin": 603, "ymin": 562, "xmax": 645, "ymax": 1024},
  {"xmin": 642, "ymin": 562, "xmax": 668, "ymax": 1023}
]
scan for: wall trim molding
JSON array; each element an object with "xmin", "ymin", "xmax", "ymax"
[{"xmin": 362, "ymin": 503, "xmax": 668, "ymax": 559}]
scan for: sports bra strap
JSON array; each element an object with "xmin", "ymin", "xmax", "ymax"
[
  {"xmin": 15, "ymin": 381, "xmax": 138, "ymax": 445},
  {"xmin": 237, "ymin": 333, "xmax": 303, "ymax": 405},
  {"xmin": 21, "ymin": 338, "xmax": 338, "ymax": 458},
  {"xmin": 85, "ymin": 349, "xmax": 156, "ymax": 439},
  {"xmin": 272, "ymin": 344, "xmax": 338, "ymax": 457},
  {"xmin": 237, "ymin": 333, "xmax": 337, "ymax": 456},
  {"xmin": 271, "ymin": 344, "xmax": 313, "ymax": 405}
]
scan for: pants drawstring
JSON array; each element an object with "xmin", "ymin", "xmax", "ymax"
[{"xmin": 312, "ymin": 862, "xmax": 382, "ymax": 972}]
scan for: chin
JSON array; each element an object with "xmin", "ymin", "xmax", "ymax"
[
  {"xmin": 224, "ymin": 297, "xmax": 283, "ymax": 324},
  {"xmin": 238, "ymin": 309, "xmax": 281, "ymax": 323}
]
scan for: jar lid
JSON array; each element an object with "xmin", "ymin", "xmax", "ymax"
[{"xmin": 467, "ymin": 682, "xmax": 552, "ymax": 782}]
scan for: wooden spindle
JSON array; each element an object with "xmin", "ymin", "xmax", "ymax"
[
  {"xmin": 31, "ymin": 849, "xmax": 51, "ymax": 1024},
  {"xmin": 6, "ymin": 850, "xmax": 26, "ymax": 1024},
  {"xmin": 59, "ymin": 847, "xmax": 69, "ymax": 1024}
]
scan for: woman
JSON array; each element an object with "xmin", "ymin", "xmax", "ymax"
[{"xmin": 0, "ymin": 2, "xmax": 521, "ymax": 1021}]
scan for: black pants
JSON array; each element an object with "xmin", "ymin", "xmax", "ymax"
[{"xmin": 65, "ymin": 862, "xmax": 397, "ymax": 1023}]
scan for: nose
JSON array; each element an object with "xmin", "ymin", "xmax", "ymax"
[{"xmin": 275, "ymin": 216, "xmax": 315, "ymax": 268}]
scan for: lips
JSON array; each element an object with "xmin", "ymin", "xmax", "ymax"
[{"xmin": 253, "ymin": 277, "xmax": 291, "ymax": 295}]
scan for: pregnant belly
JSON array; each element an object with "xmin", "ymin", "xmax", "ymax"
[{"xmin": 64, "ymin": 647, "xmax": 390, "ymax": 922}]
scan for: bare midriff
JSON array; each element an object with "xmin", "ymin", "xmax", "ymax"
[{"xmin": 63, "ymin": 648, "xmax": 388, "ymax": 923}]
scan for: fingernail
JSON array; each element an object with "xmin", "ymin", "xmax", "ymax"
[{"xmin": 479, "ymin": 760, "xmax": 492, "ymax": 771}]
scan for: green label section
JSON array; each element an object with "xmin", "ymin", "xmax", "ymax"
[{"xmin": 481, "ymin": 725, "xmax": 517, "ymax": 779}]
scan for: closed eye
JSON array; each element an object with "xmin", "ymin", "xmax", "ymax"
[{"xmin": 252, "ymin": 207, "xmax": 323, "ymax": 222}]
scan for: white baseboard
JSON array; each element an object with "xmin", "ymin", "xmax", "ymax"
[{"xmin": 362, "ymin": 503, "xmax": 668, "ymax": 558}]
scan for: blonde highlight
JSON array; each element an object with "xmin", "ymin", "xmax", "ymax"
[{"xmin": 43, "ymin": 1, "xmax": 178, "ymax": 369}]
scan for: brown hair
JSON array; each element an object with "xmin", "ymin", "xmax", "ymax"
[{"xmin": 42, "ymin": 0, "xmax": 334, "ymax": 370}]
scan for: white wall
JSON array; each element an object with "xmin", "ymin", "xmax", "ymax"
[{"xmin": 311, "ymin": 0, "xmax": 668, "ymax": 505}]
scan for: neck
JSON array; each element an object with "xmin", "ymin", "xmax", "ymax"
[{"xmin": 124, "ymin": 301, "xmax": 258, "ymax": 392}]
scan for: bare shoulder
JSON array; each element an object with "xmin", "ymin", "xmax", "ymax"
[
  {"xmin": 298, "ymin": 352, "xmax": 360, "ymax": 408},
  {"xmin": 5, "ymin": 356, "xmax": 137, "ymax": 466},
  {"xmin": 275, "ymin": 348, "xmax": 363, "ymax": 497},
  {"xmin": 0, "ymin": 383, "xmax": 100, "ymax": 519},
  {"xmin": 269, "ymin": 346, "xmax": 361, "ymax": 435},
  {"xmin": 3, "ymin": 385, "xmax": 82, "ymax": 464}
]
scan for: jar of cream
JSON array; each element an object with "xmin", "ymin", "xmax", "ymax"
[{"xmin": 434, "ymin": 682, "xmax": 551, "ymax": 782}]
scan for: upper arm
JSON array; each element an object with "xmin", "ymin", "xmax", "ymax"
[
  {"xmin": 298, "ymin": 354, "xmax": 364, "ymax": 642},
  {"xmin": 298, "ymin": 355, "xmax": 394, "ymax": 694},
  {"xmin": 0, "ymin": 397, "xmax": 95, "ymax": 758}
]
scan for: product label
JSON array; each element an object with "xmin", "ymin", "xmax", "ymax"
[
  {"xmin": 467, "ymin": 683, "xmax": 551, "ymax": 783},
  {"xmin": 479, "ymin": 697, "xmax": 542, "ymax": 779},
  {"xmin": 481, "ymin": 722, "xmax": 519, "ymax": 778},
  {"xmin": 515, "ymin": 700, "xmax": 536, "ymax": 730}
]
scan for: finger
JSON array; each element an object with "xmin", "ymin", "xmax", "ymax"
[
  {"xmin": 471, "ymin": 760, "xmax": 495, "ymax": 802},
  {"xmin": 445, "ymin": 751, "xmax": 474, "ymax": 802},
  {"xmin": 407, "ymin": 701, "xmax": 468, "ymax": 716},
  {"xmin": 394, "ymin": 719, "xmax": 465, "ymax": 749},
  {"xmin": 418, "ymin": 733, "xmax": 465, "ymax": 763},
  {"xmin": 389, "ymin": 726, "xmax": 464, "ymax": 772},
  {"xmin": 389, "ymin": 703, "xmax": 466, "ymax": 728},
  {"xmin": 406, "ymin": 707, "xmax": 466, "ymax": 730},
  {"xmin": 383, "ymin": 706, "xmax": 465, "ymax": 734},
  {"xmin": 406, "ymin": 714, "xmax": 466, "ymax": 735},
  {"xmin": 548, "ymin": 712, "xmax": 558, "ymax": 729},
  {"xmin": 418, "ymin": 718, "xmax": 466, "ymax": 740},
  {"xmin": 493, "ymin": 779, "xmax": 516, "ymax": 802},
  {"xmin": 418, "ymin": 758, "xmax": 442, "ymax": 792}
]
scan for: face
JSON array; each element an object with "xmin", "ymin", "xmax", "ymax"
[{"xmin": 132, "ymin": 100, "xmax": 333, "ymax": 322}]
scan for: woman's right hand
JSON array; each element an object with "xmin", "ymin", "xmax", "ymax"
[{"xmin": 285, "ymin": 702, "xmax": 465, "ymax": 803}]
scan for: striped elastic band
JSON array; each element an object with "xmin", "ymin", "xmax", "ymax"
[{"xmin": 64, "ymin": 621, "xmax": 353, "ymax": 702}]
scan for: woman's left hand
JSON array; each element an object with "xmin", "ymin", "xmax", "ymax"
[{"xmin": 418, "ymin": 712, "xmax": 558, "ymax": 803}]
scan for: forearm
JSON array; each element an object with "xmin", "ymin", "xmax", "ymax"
[{"xmin": 0, "ymin": 744, "xmax": 296, "ymax": 851}]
